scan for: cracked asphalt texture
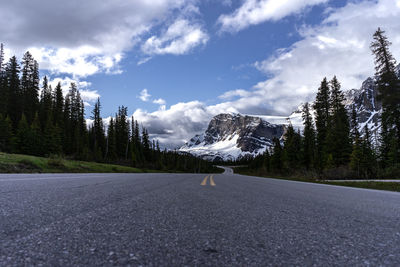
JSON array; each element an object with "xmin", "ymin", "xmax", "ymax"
[{"xmin": 1, "ymin": 170, "xmax": 400, "ymax": 266}]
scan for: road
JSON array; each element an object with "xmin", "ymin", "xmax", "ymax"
[{"xmin": 1, "ymin": 170, "xmax": 400, "ymax": 266}]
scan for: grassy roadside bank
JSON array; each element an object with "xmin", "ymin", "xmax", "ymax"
[
  {"xmin": 234, "ymin": 167, "xmax": 400, "ymax": 193},
  {"xmin": 0, "ymin": 153, "xmax": 147, "ymax": 173}
]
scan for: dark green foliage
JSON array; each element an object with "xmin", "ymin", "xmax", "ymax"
[
  {"xmin": 6, "ymin": 56, "xmax": 22, "ymax": 129},
  {"xmin": 302, "ymin": 102, "xmax": 316, "ymax": 169},
  {"xmin": 16, "ymin": 114, "xmax": 33, "ymax": 155},
  {"xmin": 106, "ymin": 118, "xmax": 117, "ymax": 160},
  {"xmin": 350, "ymin": 106, "xmax": 362, "ymax": 176},
  {"xmin": 371, "ymin": 27, "xmax": 400, "ymax": 167},
  {"xmin": 21, "ymin": 51, "xmax": 40, "ymax": 124},
  {"xmin": 30, "ymin": 113, "xmax": 43, "ymax": 156},
  {"xmin": 53, "ymin": 82, "xmax": 64, "ymax": 128},
  {"xmin": 39, "ymin": 76, "xmax": 53, "ymax": 130},
  {"xmin": 360, "ymin": 126, "xmax": 377, "ymax": 178},
  {"xmin": 0, "ymin": 43, "xmax": 7, "ymax": 116},
  {"xmin": 89, "ymin": 98, "xmax": 106, "ymax": 160},
  {"xmin": 43, "ymin": 117, "xmax": 62, "ymax": 155},
  {"xmin": 142, "ymin": 127, "xmax": 150, "ymax": 161},
  {"xmin": 313, "ymin": 77, "xmax": 330, "ymax": 170},
  {"xmin": 115, "ymin": 106, "xmax": 130, "ymax": 159},
  {"xmin": 350, "ymin": 111, "xmax": 377, "ymax": 178},
  {"xmin": 271, "ymin": 137, "xmax": 283, "ymax": 172},
  {"xmin": 326, "ymin": 76, "xmax": 352, "ymax": 166},
  {"xmin": 0, "ymin": 114, "xmax": 13, "ymax": 152},
  {"xmin": 283, "ymin": 124, "xmax": 302, "ymax": 170}
]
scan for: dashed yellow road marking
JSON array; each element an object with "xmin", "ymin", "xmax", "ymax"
[
  {"xmin": 210, "ymin": 175, "xmax": 216, "ymax": 186},
  {"xmin": 201, "ymin": 175, "xmax": 209, "ymax": 186}
]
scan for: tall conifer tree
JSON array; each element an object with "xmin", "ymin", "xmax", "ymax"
[
  {"xmin": 21, "ymin": 51, "xmax": 39, "ymax": 124},
  {"xmin": 370, "ymin": 27, "xmax": 400, "ymax": 166},
  {"xmin": 302, "ymin": 102, "xmax": 316, "ymax": 170},
  {"xmin": 326, "ymin": 76, "xmax": 351, "ymax": 166},
  {"xmin": 313, "ymin": 78, "xmax": 330, "ymax": 170}
]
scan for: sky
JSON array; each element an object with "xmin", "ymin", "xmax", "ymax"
[{"xmin": 1, "ymin": 0, "xmax": 400, "ymax": 147}]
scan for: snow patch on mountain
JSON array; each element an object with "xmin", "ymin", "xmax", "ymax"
[{"xmin": 179, "ymin": 113, "xmax": 284, "ymax": 161}]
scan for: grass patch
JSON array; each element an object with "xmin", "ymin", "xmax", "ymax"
[
  {"xmin": 0, "ymin": 152, "xmax": 146, "ymax": 173},
  {"xmin": 234, "ymin": 167, "xmax": 315, "ymax": 182},
  {"xmin": 321, "ymin": 181, "xmax": 400, "ymax": 192},
  {"xmin": 234, "ymin": 166, "xmax": 400, "ymax": 192}
]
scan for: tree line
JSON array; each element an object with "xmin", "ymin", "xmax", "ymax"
[
  {"xmin": 0, "ymin": 44, "xmax": 218, "ymax": 173},
  {"xmin": 240, "ymin": 28, "xmax": 400, "ymax": 179}
]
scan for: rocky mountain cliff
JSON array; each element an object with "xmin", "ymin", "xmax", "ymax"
[
  {"xmin": 179, "ymin": 114, "xmax": 284, "ymax": 161},
  {"xmin": 180, "ymin": 65, "xmax": 400, "ymax": 161}
]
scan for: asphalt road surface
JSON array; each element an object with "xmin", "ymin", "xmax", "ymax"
[{"xmin": 1, "ymin": 169, "xmax": 400, "ymax": 266}]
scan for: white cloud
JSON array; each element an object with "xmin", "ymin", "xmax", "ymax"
[
  {"xmin": 153, "ymin": 98, "xmax": 167, "ymax": 105},
  {"xmin": 80, "ymin": 90, "xmax": 101, "ymax": 102},
  {"xmin": 142, "ymin": 19, "xmax": 209, "ymax": 55},
  {"xmin": 219, "ymin": 89, "xmax": 250, "ymax": 100},
  {"xmin": 48, "ymin": 77, "xmax": 99, "ymax": 104},
  {"xmin": 0, "ymin": 0, "xmax": 203, "ymax": 76},
  {"xmin": 48, "ymin": 77, "xmax": 91, "ymax": 92},
  {"xmin": 139, "ymin": 89, "xmax": 151, "ymax": 102},
  {"xmin": 218, "ymin": 0, "xmax": 328, "ymax": 33},
  {"xmin": 137, "ymin": 57, "xmax": 152, "ymax": 66},
  {"xmin": 133, "ymin": 100, "xmax": 240, "ymax": 147},
  {"xmin": 28, "ymin": 46, "xmax": 122, "ymax": 77}
]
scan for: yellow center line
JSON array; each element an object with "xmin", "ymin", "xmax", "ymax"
[
  {"xmin": 210, "ymin": 175, "xmax": 216, "ymax": 186},
  {"xmin": 201, "ymin": 175, "xmax": 209, "ymax": 186}
]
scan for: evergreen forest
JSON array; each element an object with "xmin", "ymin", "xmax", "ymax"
[{"xmin": 0, "ymin": 44, "xmax": 218, "ymax": 173}]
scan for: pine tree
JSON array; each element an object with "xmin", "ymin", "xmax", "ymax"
[
  {"xmin": 43, "ymin": 116, "xmax": 61, "ymax": 155},
  {"xmin": 16, "ymin": 114, "xmax": 32, "ymax": 154},
  {"xmin": 115, "ymin": 106, "xmax": 130, "ymax": 159},
  {"xmin": 0, "ymin": 44, "xmax": 6, "ymax": 115},
  {"xmin": 0, "ymin": 43, "xmax": 4, "ymax": 73},
  {"xmin": 63, "ymin": 92, "xmax": 72, "ymax": 154},
  {"xmin": 350, "ymin": 107, "xmax": 362, "ymax": 177},
  {"xmin": 0, "ymin": 114, "xmax": 12, "ymax": 152},
  {"xmin": 21, "ymin": 51, "xmax": 39, "ymax": 124},
  {"xmin": 370, "ymin": 27, "xmax": 400, "ymax": 167},
  {"xmin": 53, "ymin": 82, "xmax": 64, "ymax": 128},
  {"xmin": 271, "ymin": 137, "xmax": 283, "ymax": 172},
  {"xmin": 63, "ymin": 83, "xmax": 87, "ymax": 157},
  {"xmin": 39, "ymin": 76, "xmax": 53, "ymax": 129},
  {"xmin": 302, "ymin": 102, "xmax": 316, "ymax": 170},
  {"xmin": 6, "ymin": 56, "xmax": 21, "ymax": 129},
  {"xmin": 313, "ymin": 77, "xmax": 330, "ymax": 170},
  {"xmin": 77, "ymin": 96, "xmax": 88, "ymax": 158},
  {"xmin": 106, "ymin": 118, "xmax": 117, "ymax": 160},
  {"xmin": 90, "ymin": 98, "xmax": 106, "ymax": 160},
  {"xmin": 350, "ymin": 105, "xmax": 360, "ymax": 143},
  {"xmin": 142, "ymin": 127, "xmax": 150, "ymax": 161},
  {"xmin": 283, "ymin": 123, "xmax": 302, "ymax": 171},
  {"xmin": 30, "ymin": 113, "xmax": 43, "ymax": 156},
  {"xmin": 360, "ymin": 126, "xmax": 377, "ymax": 179},
  {"xmin": 326, "ymin": 76, "xmax": 351, "ymax": 166}
]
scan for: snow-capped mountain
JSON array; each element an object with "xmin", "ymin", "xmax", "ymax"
[
  {"xmin": 346, "ymin": 77, "xmax": 381, "ymax": 136},
  {"xmin": 180, "ymin": 65, "xmax": 400, "ymax": 161},
  {"xmin": 179, "ymin": 114, "xmax": 284, "ymax": 161}
]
